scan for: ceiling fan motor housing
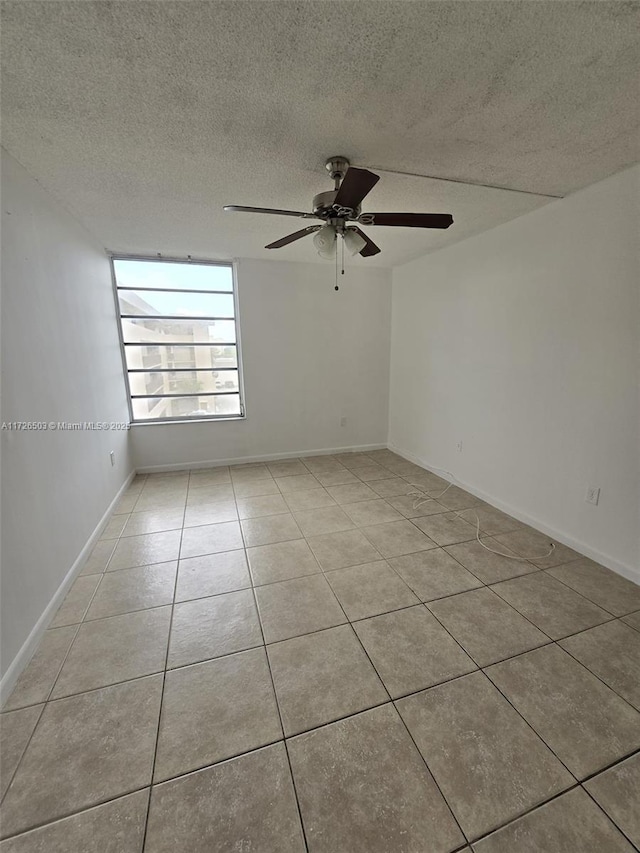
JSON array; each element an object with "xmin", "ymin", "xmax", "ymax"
[{"xmin": 312, "ymin": 190, "xmax": 359, "ymax": 220}]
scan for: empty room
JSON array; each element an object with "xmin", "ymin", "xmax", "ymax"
[{"xmin": 1, "ymin": 2, "xmax": 639, "ymax": 851}]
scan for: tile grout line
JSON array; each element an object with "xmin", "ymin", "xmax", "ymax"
[
  {"xmin": 281, "ymin": 695, "xmax": 394, "ymax": 741},
  {"xmin": 482, "ymin": 663, "xmax": 584, "ymax": 780},
  {"xmin": 488, "ymin": 578, "xmax": 617, "ymax": 628},
  {"xmin": 353, "ymin": 657, "xmax": 471, "ymax": 845},
  {"xmin": 308, "ymin": 553, "xmax": 472, "ymax": 849},
  {"xmin": 5, "ymin": 601, "xmax": 636, "ymax": 745},
  {"xmin": 4, "ymin": 724, "xmax": 637, "ymax": 847},
  {"xmin": 237, "ymin": 492, "xmax": 311, "ymax": 853},
  {"xmin": 374, "ymin": 484, "xmax": 634, "ymax": 694},
  {"xmin": 3, "ymin": 583, "xmax": 634, "ymax": 708},
  {"xmin": 366, "ymin": 565, "xmax": 640, "ymax": 830},
  {"xmin": 578, "ymin": 745, "xmax": 640, "ymax": 786},
  {"xmin": 4, "ymin": 660, "xmax": 195, "ymax": 707},
  {"xmin": 464, "ymin": 782, "xmax": 585, "ymax": 848},
  {"xmin": 426, "ymin": 548, "xmax": 638, "ymax": 713},
  {"xmin": 387, "ymin": 601, "xmax": 585, "ymax": 837},
  {"xmin": 2, "ymin": 565, "xmax": 634, "ymax": 713},
  {"xmin": 539, "ymin": 565, "xmax": 622, "ymax": 618},
  {"xmin": 622, "ymin": 613, "xmax": 640, "ymax": 634},
  {"xmin": 0, "ymin": 550, "xmax": 117, "ymax": 807},
  {"xmin": 552, "ymin": 639, "xmax": 640, "ymax": 717},
  {"xmin": 430, "ymin": 583, "xmax": 560, "ymax": 648},
  {"xmin": 138, "ymin": 473, "xmax": 186, "ymax": 853},
  {"xmin": 246, "ymin": 490, "xmax": 406, "ymax": 850},
  {"xmin": 1, "ymin": 465, "xmax": 147, "ymax": 829},
  {"xmin": 578, "ymin": 782, "xmax": 640, "ymax": 852},
  {"xmin": 0, "ymin": 702, "xmax": 47, "ymax": 812},
  {"xmin": 0, "ymin": 782, "xmax": 155, "ymax": 843},
  {"xmin": 239, "ymin": 461, "xmax": 463, "ymax": 811},
  {"xmin": 448, "ymin": 595, "xmax": 640, "ymax": 790}
]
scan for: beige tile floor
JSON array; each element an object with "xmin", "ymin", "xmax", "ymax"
[{"xmin": 1, "ymin": 449, "xmax": 640, "ymax": 852}]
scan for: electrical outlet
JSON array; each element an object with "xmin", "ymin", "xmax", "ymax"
[
  {"xmin": 109, "ymin": 451, "xmax": 115, "ymax": 467},
  {"xmin": 340, "ymin": 417, "xmax": 347, "ymax": 427},
  {"xmin": 585, "ymin": 486, "xmax": 600, "ymax": 505},
  {"xmin": 456, "ymin": 441, "xmax": 463, "ymax": 453}
]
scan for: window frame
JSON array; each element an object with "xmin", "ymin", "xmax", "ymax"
[{"xmin": 110, "ymin": 254, "xmax": 246, "ymax": 425}]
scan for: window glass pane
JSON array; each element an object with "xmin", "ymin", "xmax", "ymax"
[
  {"xmin": 113, "ymin": 257, "xmax": 242, "ymax": 422},
  {"xmin": 113, "ymin": 260, "xmax": 232, "ymax": 291},
  {"xmin": 131, "ymin": 394, "xmax": 241, "ymax": 420},
  {"xmin": 119, "ymin": 291, "xmax": 234, "ymax": 318},
  {"xmin": 129, "ymin": 370, "xmax": 239, "ymax": 397},
  {"xmin": 122, "ymin": 318, "xmax": 236, "ymax": 344},
  {"xmin": 124, "ymin": 345, "xmax": 237, "ymax": 371}
]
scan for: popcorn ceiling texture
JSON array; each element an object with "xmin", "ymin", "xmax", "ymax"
[{"xmin": 1, "ymin": 1, "xmax": 638, "ymax": 267}]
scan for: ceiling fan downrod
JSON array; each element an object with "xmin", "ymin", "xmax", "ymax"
[{"xmin": 325, "ymin": 156, "xmax": 350, "ymax": 190}]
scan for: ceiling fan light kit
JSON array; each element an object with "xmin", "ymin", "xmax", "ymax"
[
  {"xmin": 313, "ymin": 223, "xmax": 338, "ymax": 259},
  {"xmin": 224, "ymin": 156, "xmax": 454, "ymax": 263},
  {"xmin": 343, "ymin": 227, "xmax": 367, "ymax": 256}
]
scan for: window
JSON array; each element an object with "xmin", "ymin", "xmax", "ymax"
[{"xmin": 112, "ymin": 257, "xmax": 244, "ymax": 423}]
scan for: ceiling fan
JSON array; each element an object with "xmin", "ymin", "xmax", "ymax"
[{"xmin": 224, "ymin": 157, "xmax": 453, "ymax": 259}]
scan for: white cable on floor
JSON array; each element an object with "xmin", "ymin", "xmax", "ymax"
[
  {"xmin": 405, "ymin": 466, "xmax": 555, "ymax": 562},
  {"xmin": 407, "ymin": 481, "xmax": 454, "ymax": 509}
]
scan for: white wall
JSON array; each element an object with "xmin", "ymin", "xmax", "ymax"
[
  {"xmin": 1, "ymin": 150, "xmax": 133, "ymax": 680},
  {"xmin": 131, "ymin": 257, "xmax": 391, "ymax": 470},
  {"xmin": 389, "ymin": 166, "xmax": 640, "ymax": 578}
]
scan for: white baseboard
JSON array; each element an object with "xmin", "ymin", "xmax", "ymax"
[
  {"xmin": 388, "ymin": 443, "xmax": 640, "ymax": 586},
  {"xmin": 136, "ymin": 443, "xmax": 387, "ymax": 474},
  {"xmin": 0, "ymin": 469, "xmax": 137, "ymax": 707}
]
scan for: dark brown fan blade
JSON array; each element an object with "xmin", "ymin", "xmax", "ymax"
[
  {"xmin": 360, "ymin": 213, "xmax": 453, "ymax": 229},
  {"xmin": 265, "ymin": 225, "xmax": 322, "ymax": 249},
  {"xmin": 224, "ymin": 205, "xmax": 316, "ymax": 219},
  {"xmin": 351, "ymin": 226, "xmax": 381, "ymax": 257},
  {"xmin": 333, "ymin": 168, "xmax": 380, "ymax": 210}
]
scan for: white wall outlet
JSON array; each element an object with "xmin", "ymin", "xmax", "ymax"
[
  {"xmin": 109, "ymin": 451, "xmax": 115, "ymax": 467},
  {"xmin": 585, "ymin": 486, "xmax": 600, "ymax": 505},
  {"xmin": 456, "ymin": 441, "xmax": 463, "ymax": 453},
  {"xmin": 340, "ymin": 417, "xmax": 347, "ymax": 427}
]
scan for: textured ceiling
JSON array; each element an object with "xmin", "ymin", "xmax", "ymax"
[{"xmin": 1, "ymin": 1, "xmax": 639, "ymax": 268}]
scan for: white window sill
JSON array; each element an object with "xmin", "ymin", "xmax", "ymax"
[{"xmin": 130, "ymin": 416, "xmax": 246, "ymax": 426}]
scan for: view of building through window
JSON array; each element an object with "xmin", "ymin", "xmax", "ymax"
[{"xmin": 112, "ymin": 258, "xmax": 243, "ymax": 421}]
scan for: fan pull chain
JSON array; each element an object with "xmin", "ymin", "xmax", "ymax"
[{"xmin": 334, "ymin": 233, "xmax": 345, "ymax": 291}]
